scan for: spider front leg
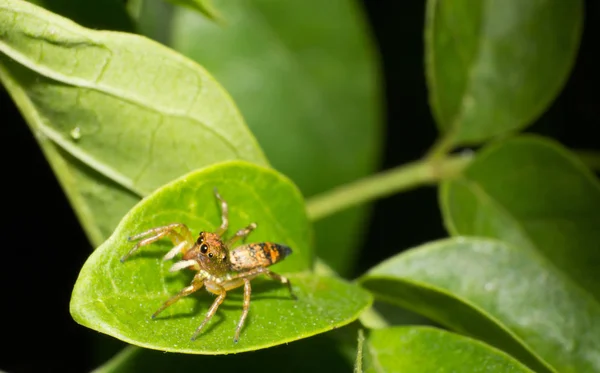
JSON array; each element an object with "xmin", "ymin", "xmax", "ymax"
[
  {"xmin": 152, "ymin": 275, "xmax": 204, "ymax": 319},
  {"xmin": 121, "ymin": 223, "xmax": 195, "ymax": 262},
  {"xmin": 226, "ymin": 223, "xmax": 257, "ymax": 246},
  {"xmin": 214, "ymin": 188, "xmax": 229, "ymax": 236}
]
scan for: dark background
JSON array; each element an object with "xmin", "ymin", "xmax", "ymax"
[{"xmin": 1, "ymin": 1, "xmax": 598, "ymax": 372}]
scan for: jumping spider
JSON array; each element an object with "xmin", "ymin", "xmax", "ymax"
[{"xmin": 120, "ymin": 188, "xmax": 296, "ymax": 343}]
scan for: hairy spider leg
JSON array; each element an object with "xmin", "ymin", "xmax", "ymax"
[
  {"xmin": 226, "ymin": 223, "xmax": 257, "ymax": 246},
  {"xmin": 213, "ymin": 188, "xmax": 228, "ymax": 236},
  {"xmin": 121, "ymin": 223, "xmax": 195, "ymax": 262},
  {"xmin": 191, "ymin": 284, "xmax": 227, "ymax": 341},
  {"xmin": 234, "ymin": 278, "xmax": 252, "ymax": 343},
  {"xmin": 230, "ymin": 267, "xmax": 296, "ymax": 300},
  {"xmin": 152, "ymin": 275, "xmax": 204, "ymax": 318}
]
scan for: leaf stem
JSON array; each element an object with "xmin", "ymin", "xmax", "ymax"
[
  {"xmin": 426, "ymin": 132, "xmax": 457, "ymax": 160},
  {"xmin": 306, "ymin": 153, "xmax": 472, "ymax": 221},
  {"xmin": 354, "ymin": 329, "xmax": 365, "ymax": 373}
]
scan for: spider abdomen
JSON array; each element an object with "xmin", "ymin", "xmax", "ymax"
[{"xmin": 229, "ymin": 242, "xmax": 292, "ymax": 271}]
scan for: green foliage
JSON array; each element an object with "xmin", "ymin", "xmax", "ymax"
[
  {"xmin": 364, "ymin": 327, "xmax": 534, "ymax": 373},
  {"xmin": 1, "ymin": 0, "xmax": 596, "ymax": 372},
  {"xmin": 440, "ymin": 136, "xmax": 600, "ymax": 300},
  {"xmin": 361, "ymin": 237, "xmax": 600, "ymax": 373},
  {"xmin": 426, "ymin": 0, "xmax": 582, "ymax": 146},
  {"xmin": 0, "ymin": 0, "xmax": 266, "ymax": 245},
  {"xmin": 70, "ymin": 161, "xmax": 372, "ymax": 352},
  {"xmin": 162, "ymin": 0, "xmax": 382, "ymax": 274}
]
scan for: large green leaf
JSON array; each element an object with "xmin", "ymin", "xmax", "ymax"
[
  {"xmin": 426, "ymin": 0, "xmax": 582, "ymax": 144},
  {"xmin": 165, "ymin": 0, "xmax": 382, "ymax": 274},
  {"xmin": 361, "ymin": 238, "xmax": 600, "ymax": 373},
  {"xmin": 71, "ymin": 161, "xmax": 372, "ymax": 353},
  {"xmin": 0, "ymin": 0, "xmax": 267, "ymax": 246},
  {"xmin": 440, "ymin": 135, "xmax": 600, "ymax": 303},
  {"xmin": 364, "ymin": 326, "xmax": 533, "ymax": 373}
]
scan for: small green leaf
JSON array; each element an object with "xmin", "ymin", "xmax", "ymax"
[
  {"xmin": 364, "ymin": 326, "xmax": 534, "ymax": 373},
  {"xmin": 0, "ymin": 0, "xmax": 267, "ymax": 245},
  {"xmin": 168, "ymin": 0, "xmax": 382, "ymax": 274},
  {"xmin": 440, "ymin": 135, "xmax": 600, "ymax": 303},
  {"xmin": 426, "ymin": 0, "xmax": 583, "ymax": 144},
  {"xmin": 361, "ymin": 238, "xmax": 600, "ymax": 373},
  {"xmin": 165, "ymin": 0, "xmax": 221, "ymax": 22},
  {"xmin": 71, "ymin": 161, "xmax": 372, "ymax": 353}
]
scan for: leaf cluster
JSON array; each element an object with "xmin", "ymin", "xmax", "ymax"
[{"xmin": 1, "ymin": 1, "xmax": 597, "ymax": 372}]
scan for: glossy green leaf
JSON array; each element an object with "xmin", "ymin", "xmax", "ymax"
[
  {"xmin": 361, "ymin": 238, "xmax": 600, "ymax": 373},
  {"xmin": 168, "ymin": 0, "xmax": 382, "ymax": 274},
  {"xmin": 71, "ymin": 161, "xmax": 373, "ymax": 353},
  {"xmin": 440, "ymin": 135, "xmax": 600, "ymax": 303},
  {"xmin": 426, "ymin": 0, "xmax": 583, "ymax": 144},
  {"xmin": 364, "ymin": 326, "xmax": 534, "ymax": 373},
  {"xmin": 165, "ymin": 0, "xmax": 221, "ymax": 22},
  {"xmin": 0, "ymin": 0, "xmax": 267, "ymax": 246}
]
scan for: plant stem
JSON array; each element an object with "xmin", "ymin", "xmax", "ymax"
[
  {"xmin": 354, "ymin": 329, "xmax": 365, "ymax": 373},
  {"xmin": 306, "ymin": 154, "xmax": 472, "ymax": 221},
  {"xmin": 426, "ymin": 132, "xmax": 457, "ymax": 160}
]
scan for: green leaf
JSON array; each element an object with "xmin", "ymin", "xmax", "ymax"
[
  {"xmin": 360, "ymin": 238, "xmax": 600, "ymax": 373},
  {"xmin": 364, "ymin": 326, "xmax": 534, "ymax": 373},
  {"xmin": 165, "ymin": 0, "xmax": 221, "ymax": 22},
  {"xmin": 440, "ymin": 135, "xmax": 600, "ymax": 303},
  {"xmin": 0, "ymin": 0, "xmax": 267, "ymax": 245},
  {"xmin": 93, "ymin": 330, "xmax": 355, "ymax": 373},
  {"xmin": 168, "ymin": 0, "xmax": 382, "ymax": 274},
  {"xmin": 71, "ymin": 161, "xmax": 373, "ymax": 353},
  {"xmin": 426, "ymin": 0, "xmax": 583, "ymax": 144}
]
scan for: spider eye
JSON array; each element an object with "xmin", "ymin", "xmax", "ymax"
[
  {"xmin": 208, "ymin": 252, "xmax": 213, "ymax": 258},
  {"xmin": 200, "ymin": 244, "xmax": 208, "ymax": 254},
  {"xmin": 196, "ymin": 234, "xmax": 204, "ymax": 245}
]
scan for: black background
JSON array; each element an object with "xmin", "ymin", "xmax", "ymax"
[{"xmin": 1, "ymin": 1, "xmax": 599, "ymax": 372}]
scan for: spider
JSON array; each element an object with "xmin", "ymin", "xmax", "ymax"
[{"xmin": 120, "ymin": 188, "xmax": 296, "ymax": 343}]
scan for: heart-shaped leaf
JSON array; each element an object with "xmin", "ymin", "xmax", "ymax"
[
  {"xmin": 426, "ymin": 0, "xmax": 583, "ymax": 144},
  {"xmin": 361, "ymin": 238, "xmax": 600, "ymax": 373},
  {"xmin": 364, "ymin": 326, "xmax": 533, "ymax": 373},
  {"xmin": 166, "ymin": 0, "xmax": 382, "ymax": 274},
  {"xmin": 440, "ymin": 135, "xmax": 600, "ymax": 303},
  {"xmin": 0, "ymin": 0, "xmax": 267, "ymax": 245},
  {"xmin": 71, "ymin": 161, "xmax": 372, "ymax": 353}
]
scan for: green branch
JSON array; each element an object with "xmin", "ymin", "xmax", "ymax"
[{"xmin": 306, "ymin": 154, "xmax": 472, "ymax": 221}]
